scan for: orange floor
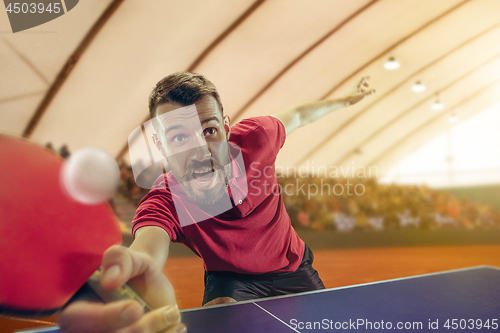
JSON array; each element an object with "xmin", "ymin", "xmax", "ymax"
[
  {"xmin": 2, "ymin": 245, "xmax": 500, "ymax": 332},
  {"xmin": 165, "ymin": 245, "xmax": 500, "ymax": 309}
]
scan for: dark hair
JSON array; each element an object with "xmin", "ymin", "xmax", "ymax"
[{"xmin": 148, "ymin": 72, "xmax": 223, "ymax": 118}]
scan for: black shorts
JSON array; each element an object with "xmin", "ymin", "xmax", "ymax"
[{"xmin": 202, "ymin": 244, "xmax": 325, "ymax": 305}]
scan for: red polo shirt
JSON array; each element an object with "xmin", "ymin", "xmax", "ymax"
[{"xmin": 131, "ymin": 116, "xmax": 304, "ymax": 274}]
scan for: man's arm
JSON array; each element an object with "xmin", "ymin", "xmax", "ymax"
[
  {"xmin": 272, "ymin": 76, "xmax": 375, "ymax": 135},
  {"xmin": 131, "ymin": 226, "xmax": 171, "ymax": 269},
  {"xmin": 124, "ymin": 226, "xmax": 174, "ymax": 309}
]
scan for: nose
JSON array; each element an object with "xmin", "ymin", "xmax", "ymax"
[{"xmin": 190, "ymin": 132, "xmax": 211, "ymax": 162}]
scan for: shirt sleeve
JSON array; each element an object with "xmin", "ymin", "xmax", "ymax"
[
  {"xmin": 262, "ymin": 115, "xmax": 287, "ymax": 155},
  {"xmin": 232, "ymin": 116, "xmax": 287, "ymax": 161},
  {"xmin": 131, "ymin": 189, "xmax": 184, "ymax": 242}
]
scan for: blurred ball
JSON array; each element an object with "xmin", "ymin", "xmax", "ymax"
[{"xmin": 61, "ymin": 147, "xmax": 120, "ymax": 204}]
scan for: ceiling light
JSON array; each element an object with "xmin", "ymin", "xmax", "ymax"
[
  {"xmin": 384, "ymin": 57, "xmax": 400, "ymax": 70},
  {"xmin": 431, "ymin": 100, "xmax": 444, "ymax": 111},
  {"xmin": 448, "ymin": 114, "xmax": 459, "ymax": 123},
  {"xmin": 412, "ymin": 81, "xmax": 426, "ymax": 92}
]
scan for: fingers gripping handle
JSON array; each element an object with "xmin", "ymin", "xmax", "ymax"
[{"xmin": 85, "ymin": 269, "xmax": 153, "ymax": 312}]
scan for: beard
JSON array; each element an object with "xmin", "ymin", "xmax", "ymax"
[{"xmin": 169, "ymin": 144, "xmax": 232, "ymax": 205}]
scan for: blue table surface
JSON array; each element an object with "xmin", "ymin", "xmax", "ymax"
[{"xmin": 17, "ymin": 266, "xmax": 500, "ymax": 333}]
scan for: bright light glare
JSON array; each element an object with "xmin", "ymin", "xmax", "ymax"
[
  {"xmin": 432, "ymin": 101, "xmax": 444, "ymax": 110},
  {"xmin": 449, "ymin": 114, "xmax": 459, "ymax": 122},
  {"xmin": 412, "ymin": 82, "xmax": 426, "ymax": 92},
  {"xmin": 384, "ymin": 59, "xmax": 400, "ymax": 70}
]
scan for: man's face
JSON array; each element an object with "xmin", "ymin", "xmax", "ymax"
[{"xmin": 154, "ymin": 96, "xmax": 231, "ymax": 205}]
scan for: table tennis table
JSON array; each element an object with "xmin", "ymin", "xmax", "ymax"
[{"xmin": 17, "ymin": 266, "xmax": 500, "ymax": 333}]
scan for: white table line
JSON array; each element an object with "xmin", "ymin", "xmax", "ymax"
[{"xmin": 252, "ymin": 302, "xmax": 301, "ymax": 333}]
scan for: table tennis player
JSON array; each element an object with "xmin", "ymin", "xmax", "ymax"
[{"xmin": 58, "ymin": 72, "xmax": 375, "ymax": 333}]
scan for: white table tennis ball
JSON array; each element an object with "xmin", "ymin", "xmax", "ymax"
[{"xmin": 61, "ymin": 147, "xmax": 120, "ymax": 204}]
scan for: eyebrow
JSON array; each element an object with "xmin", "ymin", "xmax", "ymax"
[
  {"xmin": 200, "ymin": 116, "xmax": 219, "ymax": 126},
  {"xmin": 164, "ymin": 116, "xmax": 219, "ymax": 135},
  {"xmin": 165, "ymin": 125, "xmax": 183, "ymax": 136}
]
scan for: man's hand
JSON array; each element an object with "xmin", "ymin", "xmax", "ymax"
[
  {"xmin": 342, "ymin": 76, "xmax": 376, "ymax": 106},
  {"xmin": 58, "ymin": 245, "xmax": 186, "ymax": 333}
]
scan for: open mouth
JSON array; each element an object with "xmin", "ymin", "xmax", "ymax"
[{"xmin": 192, "ymin": 167, "xmax": 215, "ymax": 182}]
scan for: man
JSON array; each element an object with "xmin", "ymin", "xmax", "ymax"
[{"xmin": 59, "ymin": 72, "xmax": 375, "ymax": 333}]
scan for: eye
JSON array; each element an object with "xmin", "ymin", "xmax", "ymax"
[
  {"xmin": 203, "ymin": 127, "xmax": 217, "ymax": 136},
  {"xmin": 172, "ymin": 134, "xmax": 185, "ymax": 143}
]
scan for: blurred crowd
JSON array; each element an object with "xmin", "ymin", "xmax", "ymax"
[
  {"xmin": 45, "ymin": 142, "xmax": 71, "ymax": 159},
  {"xmin": 117, "ymin": 162, "xmax": 150, "ymax": 206},
  {"xmin": 115, "ymin": 164, "xmax": 500, "ymax": 232},
  {"xmin": 281, "ymin": 177, "xmax": 500, "ymax": 232}
]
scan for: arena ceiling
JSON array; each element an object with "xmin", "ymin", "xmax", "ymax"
[{"xmin": 2, "ymin": 0, "xmax": 500, "ymax": 183}]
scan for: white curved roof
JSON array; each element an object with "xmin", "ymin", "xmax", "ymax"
[{"xmin": 1, "ymin": 0, "xmax": 500, "ymax": 187}]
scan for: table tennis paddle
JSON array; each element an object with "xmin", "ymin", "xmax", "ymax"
[{"xmin": 0, "ymin": 134, "xmax": 151, "ymax": 315}]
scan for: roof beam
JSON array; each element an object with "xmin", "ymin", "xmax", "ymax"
[
  {"xmin": 336, "ymin": 51, "xmax": 500, "ymax": 166},
  {"xmin": 187, "ymin": 0, "xmax": 266, "ymax": 71},
  {"xmin": 230, "ymin": 0, "xmax": 378, "ymax": 121},
  {"xmin": 369, "ymin": 78, "xmax": 500, "ymax": 169},
  {"xmin": 295, "ymin": 0, "xmax": 486, "ymax": 167},
  {"xmin": 23, "ymin": 0, "xmax": 124, "ymax": 137},
  {"xmin": 116, "ymin": 0, "xmax": 265, "ymax": 161},
  {"xmin": 2, "ymin": 38, "xmax": 49, "ymax": 85},
  {"xmin": 317, "ymin": 1, "xmax": 470, "ymax": 101},
  {"xmin": 0, "ymin": 91, "xmax": 45, "ymax": 105}
]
